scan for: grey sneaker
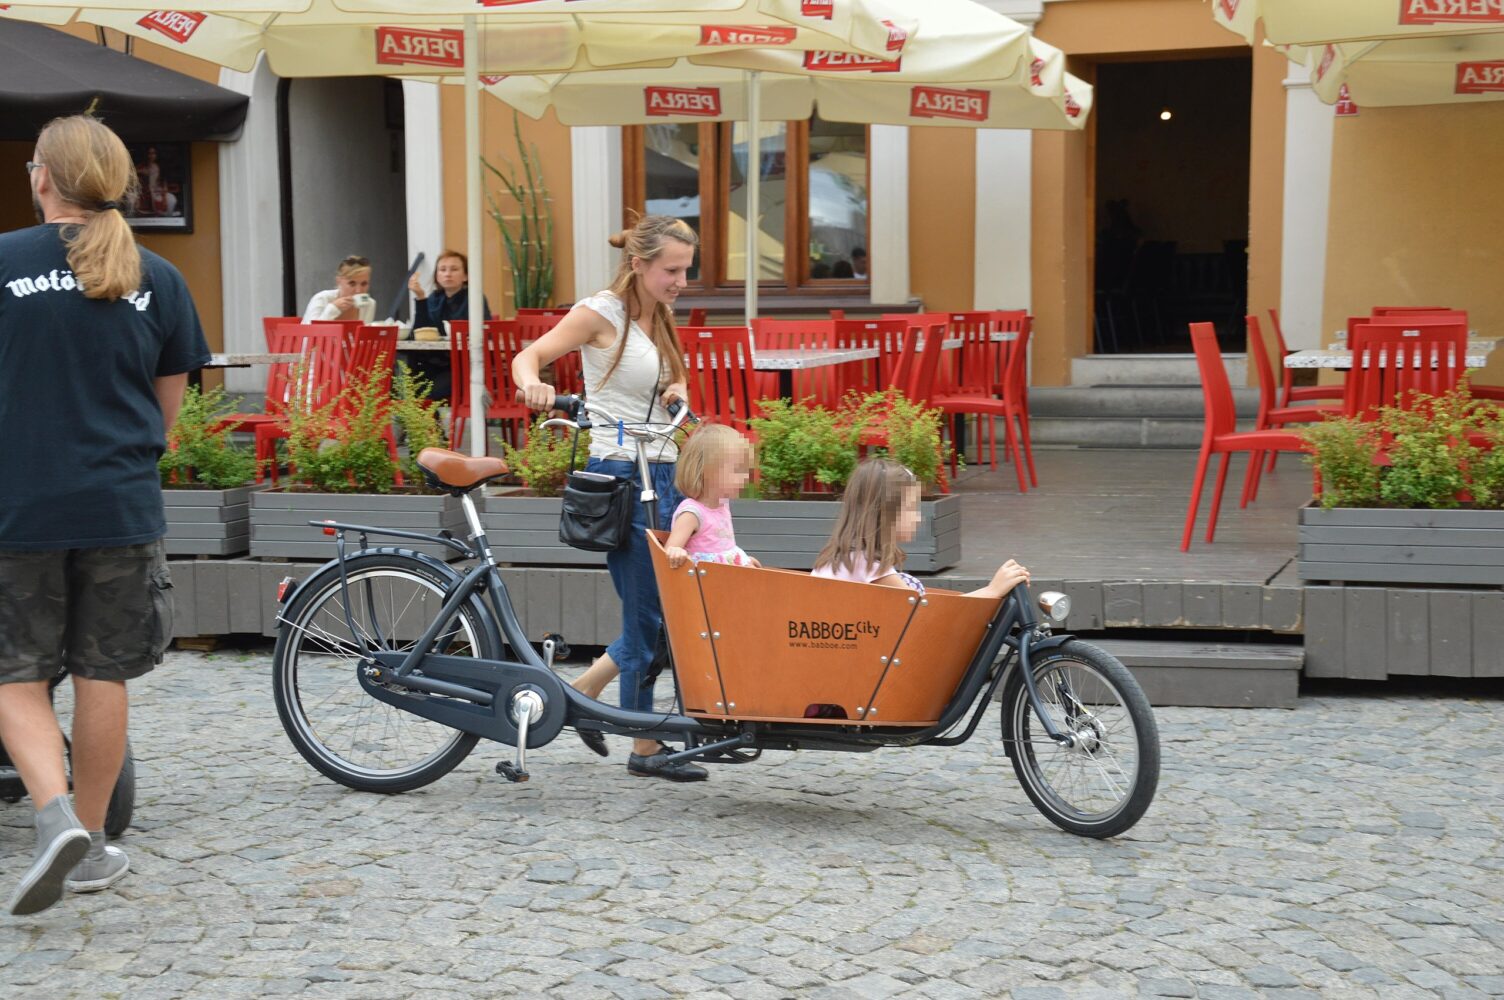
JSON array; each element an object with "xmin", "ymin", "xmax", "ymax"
[
  {"xmin": 8, "ymin": 796, "xmax": 90, "ymax": 916},
  {"xmin": 66, "ymin": 832, "xmax": 129, "ymax": 894}
]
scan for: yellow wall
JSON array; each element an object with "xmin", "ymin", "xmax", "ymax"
[
  {"xmin": 909, "ymin": 127, "xmax": 976, "ymax": 316},
  {"xmin": 1032, "ymin": 0, "xmax": 1285, "ymax": 385},
  {"xmin": 441, "ymin": 94, "xmax": 574, "ymax": 314},
  {"xmin": 1322, "ymin": 102, "xmax": 1504, "ymax": 387}
]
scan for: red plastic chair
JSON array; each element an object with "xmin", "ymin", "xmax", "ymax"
[
  {"xmin": 942, "ymin": 311, "xmax": 1007, "ymax": 398},
  {"xmin": 685, "ymin": 307, "xmax": 709, "ymax": 328},
  {"xmin": 1344, "ymin": 322, "xmax": 1468, "ymax": 421},
  {"xmin": 1268, "ymin": 308, "xmax": 1345, "ymax": 409},
  {"xmin": 854, "ymin": 318, "xmax": 950, "ymax": 485},
  {"xmin": 833, "ymin": 318, "xmax": 907, "ymax": 396},
  {"xmin": 257, "ymin": 325, "xmax": 403, "ymax": 485},
  {"xmin": 515, "ymin": 312, "xmax": 580, "ymax": 394},
  {"xmin": 683, "ymin": 326, "xmax": 759, "ymax": 431},
  {"xmin": 1181, "ymin": 323, "xmax": 1310, "ymax": 551},
  {"xmin": 1371, "ymin": 306, "xmax": 1452, "ymax": 316},
  {"xmin": 260, "ymin": 316, "xmax": 300, "ymax": 350},
  {"xmin": 449, "ymin": 320, "xmax": 533, "ymax": 453},
  {"xmin": 828, "ymin": 309, "xmax": 846, "ymax": 321},
  {"xmin": 751, "ymin": 318, "xmax": 841, "ymax": 404},
  {"xmin": 931, "ymin": 322, "xmax": 1037, "ymax": 491},
  {"xmin": 987, "ymin": 311, "xmax": 1030, "ymax": 398},
  {"xmin": 516, "ymin": 307, "xmax": 570, "ymax": 318},
  {"xmin": 241, "ymin": 325, "xmax": 346, "ymax": 483},
  {"xmin": 1242, "ymin": 315, "xmax": 1339, "ymax": 503}
]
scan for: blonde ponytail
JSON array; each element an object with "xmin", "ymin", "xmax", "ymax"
[{"xmin": 35, "ymin": 116, "xmax": 141, "ymax": 301}]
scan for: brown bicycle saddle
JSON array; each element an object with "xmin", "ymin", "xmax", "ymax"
[{"xmin": 416, "ymin": 448, "xmax": 509, "ymax": 492}]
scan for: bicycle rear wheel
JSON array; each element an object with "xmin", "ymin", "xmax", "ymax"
[
  {"xmin": 272, "ymin": 553, "xmax": 498, "ymax": 793},
  {"xmin": 1002, "ymin": 640, "xmax": 1159, "ymax": 838}
]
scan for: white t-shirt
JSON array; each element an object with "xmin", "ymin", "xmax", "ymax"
[
  {"xmin": 302, "ymin": 288, "xmax": 375, "ymax": 324},
  {"xmin": 575, "ymin": 291, "xmax": 678, "ymax": 463}
]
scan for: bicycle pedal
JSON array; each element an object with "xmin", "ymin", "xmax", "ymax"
[{"xmin": 495, "ymin": 760, "xmax": 530, "ymax": 783}]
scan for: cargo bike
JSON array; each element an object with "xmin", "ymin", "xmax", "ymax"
[{"xmin": 271, "ymin": 397, "xmax": 1160, "ymax": 838}]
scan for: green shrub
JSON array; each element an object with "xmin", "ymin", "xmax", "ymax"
[
  {"xmin": 501, "ymin": 417, "xmax": 589, "ymax": 497},
  {"xmin": 747, "ymin": 397, "xmax": 859, "ymax": 499},
  {"xmin": 159, "ymin": 385, "xmax": 258, "ymax": 489},
  {"xmin": 392, "ymin": 361, "xmax": 448, "ymax": 484},
  {"xmin": 1377, "ymin": 384, "xmax": 1479, "ymax": 510},
  {"xmin": 1470, "ymin": 406, "xmax": 1504, "ymax": 509},
  {"xmin": 843, "ymin": 388, "xmax": 957, "ymax": 492},
  {"xmin": 1298, "ymin": 417, "xmax": 1383, "ymax": 510},
  {"xmin": 280, "ymin": 362, "xmax": 398, "ymax": 494}
]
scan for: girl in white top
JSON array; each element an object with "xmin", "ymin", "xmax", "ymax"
[
  {"xmin": 302, "ymin": 255, "xmax": 376, "ymax": 324},
  {"xmin": 513, "ymin": 215, "xmax": 707, "ymax": 781}
]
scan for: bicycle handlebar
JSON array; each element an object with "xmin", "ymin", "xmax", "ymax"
[{"xmin": 543, "ymin": 394, "xmax": 696, "ymax": 438}]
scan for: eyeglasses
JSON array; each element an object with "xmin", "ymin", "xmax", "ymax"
[
  {"xmin": 340, "ymin": 255, "xmax": 370, "ymax": 267},
  {"xmin": 25, "ymin": 161, "xmax": 42, "ymax": 174}
]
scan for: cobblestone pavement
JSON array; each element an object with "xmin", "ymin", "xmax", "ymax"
[{"xmin": 2, "ymin": 649, "xmax": 1501, "ymax": 999}]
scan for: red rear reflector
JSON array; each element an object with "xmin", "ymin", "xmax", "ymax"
[{"xmin": 276, "ymin": 576, "xmax": 294, "ymax": 601}]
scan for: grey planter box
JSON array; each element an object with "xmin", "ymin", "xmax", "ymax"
[
  {"xmin": 250, "ymin": 489, "xmax": 465, "ymax": 561},
  {"xmin": 1298, "ymin": 504, "xmax": 1504, "ymax": 586},
  {"xmin": 163, "ymin": 484, "xmax": 262, "ymax": 557},
  {"xmin": 480, "ymin": 491, "xmax": 607, "ymax": 566},
  {"xmin": 731, "ymin": 493, "xmax": 961, "ymax": 572}
]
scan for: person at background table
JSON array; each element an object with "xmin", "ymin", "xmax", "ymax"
[
  {"xmin": 850, "ymin": 247, "xmax": 868, "ymax": 280},
  {"xmin": 302, "ymin": 255, "xmax": 375, "ymax": 324},
  {"xmin": 404, "ymin": 249, "xmax": 492, "ymax": 401},
  {"xmin": 0, "ymin": 115, "xmax": 209, "ymax": 914},
  {"xmin": 513, "ymin": 215, "xmax": 704, "ymax": 782}
]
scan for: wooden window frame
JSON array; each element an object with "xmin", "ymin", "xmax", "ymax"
[{"xmin": 623, "ymin": 120, "xmax": 871, "ymax": 300}]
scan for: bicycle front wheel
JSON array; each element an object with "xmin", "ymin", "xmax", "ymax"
[
  {"xmin": 272, "ymin": 553, "xmax": 498, "ymax": 793},
  {"xmin": 1003, "ymin": 640, "xmax": 1160, "ymax": 839}
]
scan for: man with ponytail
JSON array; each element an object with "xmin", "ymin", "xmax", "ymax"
[
  {"xmin": 513, "ymin": 215, "xmax": 711, "ymax": 781},
  {"xmin": 0, "ymin": 115, "xmax": 209, "ymax": 914}
]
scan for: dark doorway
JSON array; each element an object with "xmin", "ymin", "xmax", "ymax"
[{"xmin": 1093, "ymin": 56, "xmax": 1251, "ymax": 354}]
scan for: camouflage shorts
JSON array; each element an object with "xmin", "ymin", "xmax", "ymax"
[{"xmin": 0, "ymin": 539, "xmax": 173, "ymax": 684}]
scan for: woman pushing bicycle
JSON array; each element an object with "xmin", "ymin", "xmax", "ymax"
[{"xmin": 511, "ymin": 216, "xmax": 707, "ymax": 782}]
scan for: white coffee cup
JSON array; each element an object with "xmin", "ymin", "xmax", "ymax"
[{"xmin": 353, "ymin": 293, "xmax": 374, "ymax": 307}]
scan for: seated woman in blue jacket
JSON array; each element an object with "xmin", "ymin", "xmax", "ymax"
[{"xmin": 406, "ymin": 249, "xmax": 492, "ymax": 401}]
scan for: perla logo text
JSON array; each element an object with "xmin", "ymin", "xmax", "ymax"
[
  {"xmin": 375, "ymin": 27, "xmax": 465, "ymax": 68},
  {"xmin": 699, "ymin": 25, "xmax": 796, "ymax": 46},
  {"xmin": 1401, "ymin": 0, "xmax": 1504, "ymax": 25},
  {"xmin": 882, "ymin": 19, "xmax": 908, "ymax": 52},
  {"xmin": 803, "ymin": 51, "xmax": 902, "ymax": 72},
  {"xmin": 801, "ymin": 0, "xmax": 834, "ymax": 20},
  {"xmin": 910, "ymin": 86, "xmax": 990, "ymax": 122},
  {"xmin": 1456, "ymin": 60, "xmax": 1504, "ymax": 92},
  {"xmin": 137, "ymin": 11, "xmax": 206, "ymax": 44},
  {"xmin": 644, "ymin": 86, "xmax": 723, "ymax": 117}
]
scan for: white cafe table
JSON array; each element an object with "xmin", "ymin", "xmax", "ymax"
[
  {"xmin": 1284, "ymin": 339, "xmax": 1495, "ymax": 369},
  {"xmin": 205, "ymin": 352, "xmax": 303, "ymax": 367}
]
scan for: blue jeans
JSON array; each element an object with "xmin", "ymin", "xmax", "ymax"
[{"xmin": 586, "ymin": 458, "xmax": 682, "ymax": 713}]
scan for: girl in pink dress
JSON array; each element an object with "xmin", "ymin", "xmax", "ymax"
[{"xmin": 664, "ymin": 424, "xmax": 762, "ymax": 569}]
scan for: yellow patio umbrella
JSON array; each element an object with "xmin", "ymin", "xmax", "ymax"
[
  {"xmin": 3, "ymin": 0, "xmax": 915, "ymax": 454},
  {"xmin": 1214, "ymin": 0, "xmax": 1504, "ymax": 46},
  {"xmin": 1294, "ymin": 31, "xmax": 1504, "ymax": 106}
]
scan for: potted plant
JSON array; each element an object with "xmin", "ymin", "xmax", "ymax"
[
  {"xmin": 249, "ymin": 361, "xmax": 466, "ymax": 560},
  {"xmin": 479, "ymin": 417, "xmax": 605, "ymax": 565},
  {"xmin": 1297, "ymin": 382, "xmax": 1504, "ymax": 585},
  {"xmin": 731, "ymin": 392, "xmax": 963, "ymax": 571},
  {"xmin": 485, "ymin": 112, "xmax": 554, "ymax": 310},
  {"xmin": 158, "ymin": 385, "xmax": 261, "ymax": 556}
]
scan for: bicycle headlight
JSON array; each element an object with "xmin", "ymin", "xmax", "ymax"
[{"xmin": 1038, "ymin": 591, "xmax": 1071, "ymax": 622}]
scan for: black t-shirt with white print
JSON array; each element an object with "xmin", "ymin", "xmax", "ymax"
[{"xmin": 0, "ymin": 224, "xmax": 210, "ymax": 550}]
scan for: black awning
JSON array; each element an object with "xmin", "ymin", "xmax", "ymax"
[{"xmin": 0, "ymin": 20, "xmax": 249, "ymax": 142}]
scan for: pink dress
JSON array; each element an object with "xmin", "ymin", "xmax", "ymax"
[
  {"xmin": 673, "ymin": 497, "xmax": 753, "ymax": 566},
  {"xmin": 811, "ymin": 553, "xmax": 925, "ymax": 594}
]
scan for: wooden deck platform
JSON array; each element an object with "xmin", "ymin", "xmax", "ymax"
[{"xmin": 165, "ymin": 448, "xmax": 1502, "ymax": 703}]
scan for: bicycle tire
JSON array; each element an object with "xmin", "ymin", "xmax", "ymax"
[
  {"xmin": 1002, "ymin": 639, "xmax": 1160, "ymax": 839},
  {"xmin": 104, "ymin": 743, "xmax": 135, "ymax": 838},
  {"xmin": 272, "ymin": 552, "xmax": 498, "ymax": 793}
]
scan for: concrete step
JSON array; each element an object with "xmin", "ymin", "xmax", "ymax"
[
  {"xmin": 1020, "ymin": 385, "xmax": 1258, "ymax": 449},
  {"xmin": 1071, "ymin": 353, "xmax": 1247, "ymax": 387},
  {"xmin": 1087, "ymin": 638, "xmax": 1303, "ymax": 709},
  {"xmin": 1028, "ymin": 385, "xmax": 1257, "ymax": 419}
]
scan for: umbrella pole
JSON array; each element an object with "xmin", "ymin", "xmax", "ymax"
[
  {"xmin": 465, "ymin": 14, "xmax": 486, "ymax": 457},
  {"xmin": 744, "ymin": 70, "xmax": 760, "ymax": 327}
]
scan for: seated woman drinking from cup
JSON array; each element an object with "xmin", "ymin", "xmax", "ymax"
[
  {"xmin": 303, "ymin": 254, "xmax": 376, "ymax": 324},
  {"xmin": 405, "ymin": 249, "xmax": 492, "ymax": 400}
]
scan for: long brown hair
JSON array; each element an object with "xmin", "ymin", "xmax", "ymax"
[
  {"xmin": 35, "ymin": 116, "xmax": 141, "ymax": 301},
  {"xmin": 814, "ymin": 458, "xmax": 920, "ymax": 576},
  {"xmin": 600, "ymin": 214, "xmax": 696, "ymax": 387}
]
